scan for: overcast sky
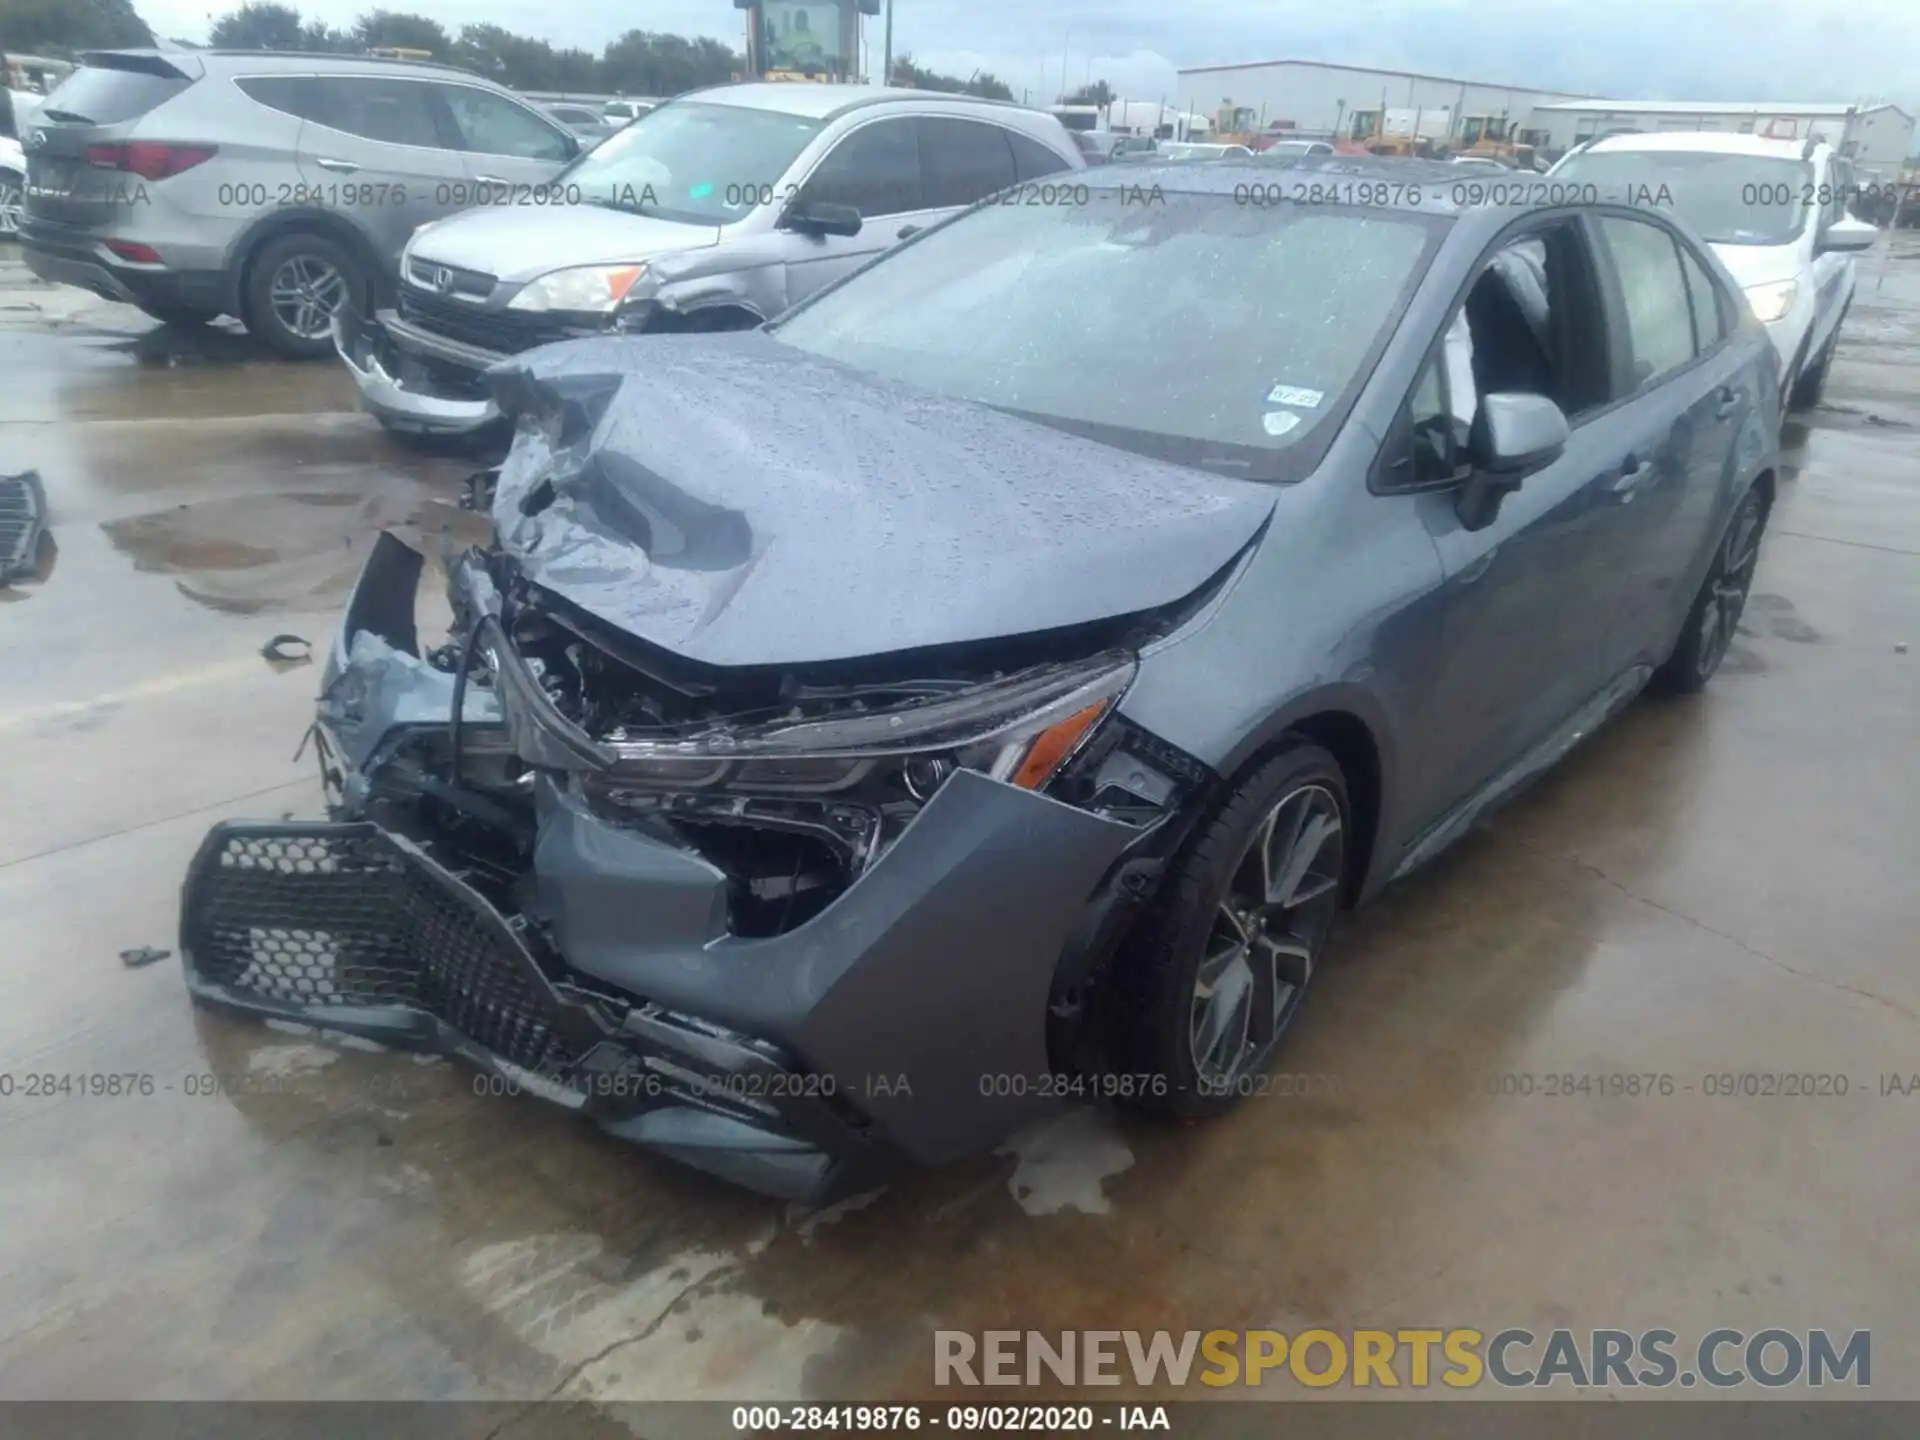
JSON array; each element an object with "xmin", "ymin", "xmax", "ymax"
[{"xmin": 140, "ymin": 0, "xmax": 1919, "ymax": 112}]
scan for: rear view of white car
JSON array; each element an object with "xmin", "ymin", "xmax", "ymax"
[{"xmin": 1553, "ymin": 131, "xmax": 1878, "ymax": 409}]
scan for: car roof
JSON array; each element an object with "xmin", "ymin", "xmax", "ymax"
[
  {"xmin": 675, "ymin": 81, "xmax": 1043, "ymax": 123},
  {"xmin": 82, "ymin": 47, "xmax": 491, "ymax": 83},
  {"xmin": 1576, "ymin": 130, "xmax": 1816, "ymax": 160}
]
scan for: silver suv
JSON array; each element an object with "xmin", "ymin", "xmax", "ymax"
[
  {"xmin": 336, "ymin": 83, "xmax": 1084, "ymax": 436},
  {"xmin": 19, "ymin": 49, "xmax": 580, "ymax": 355}
]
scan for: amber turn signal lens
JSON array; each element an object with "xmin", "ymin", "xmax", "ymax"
[{"xmin": 1010, "ymin": 701, "xmax": 1109, "ymax": 790}]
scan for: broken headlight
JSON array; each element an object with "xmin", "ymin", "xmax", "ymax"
[{"xmin": 601, "ymin": 652, "xmax": 1136, "ymax": 797}]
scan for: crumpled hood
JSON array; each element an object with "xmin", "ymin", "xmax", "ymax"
[
  {"xmin": 409, "ymin": 204, "xmax": 720, "ymax": 284},
  {"xmin": 483, "ymin": 333, "xmax": 1277, "ymax": 668}
]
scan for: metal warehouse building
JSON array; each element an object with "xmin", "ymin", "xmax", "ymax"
[
  {"xmin": 1174, "ymin": 58, "xmax": 1587, "ymax": 147},
  {"xmin": 1533, "ymin": 100, "xmax": 1916, "ymax": 181}
]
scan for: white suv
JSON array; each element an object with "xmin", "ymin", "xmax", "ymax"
[{"xmin": 1552, "ymin": 131, "xmax": 1878, "ymax": 408}]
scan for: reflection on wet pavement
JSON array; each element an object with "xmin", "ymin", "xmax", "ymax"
[{"xmin": 1, "ymin": 243, "xmax": 1917, "ymax": 1407}]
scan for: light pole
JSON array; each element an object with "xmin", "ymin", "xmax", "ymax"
[{"xmin": 883, "ymin": 0, "xmax": 893, "ymax": 86}]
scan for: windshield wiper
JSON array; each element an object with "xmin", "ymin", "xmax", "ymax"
[{"xmin": 41, "ymin": 109, "xmax": 95, "ymax": 123}]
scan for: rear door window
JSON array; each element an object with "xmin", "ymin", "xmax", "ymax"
[
  {"xmin": 1007, "ymin": 129, "xmax": 1072, "ymax": 181},
  {"xmin": 236, "ymin": 76, "xmax": 328, "ymax": 123},
  {"xmin": 917, "ymin": 116, "xmax": 1018, "ymax": 207},
  {"xmin": 1596, "ymin": 216, "xmax": 1697, "ymax": 387},
  {"xmin": 801, "ymin": 117, "xmax": 922, "ymax": 216},
  {"xmin": 40, "ymin": 63, "xmax": 189, "ymax": 125},
  {"xmin": 437, "ymin": 85, "xmax": 572, "ymax": 161},
  {"xmin": 1677, "ymin": 242, "xmax": 1727, "ymax": 353},
  {"xmin": 314, "ymin": 77, "xmax": 449, "ymax": 149}
]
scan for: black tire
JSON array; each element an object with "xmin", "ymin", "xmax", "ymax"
[
  {"xmin": 1788, "ymin": 334, "xmax": 1834, "ymax": 411},
  {"xmin": 135, "ymin": 302, "xmax": 217, "ymax": 326},
  {"xmin": 1109, "ymin": 742, "xmax": 1349, "ymax": 1118},
  {"xmin": 241, "ymin": 231, "xmax": 366, "ymax": 359},
  {"xmin": 1656, "ymin": 485, "xmax": 1768, "ymax": 693}
]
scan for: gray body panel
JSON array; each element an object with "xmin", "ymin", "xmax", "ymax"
[{"xmin": 484, "ymin": 333, "xmax": 1276, "ymax": 667}]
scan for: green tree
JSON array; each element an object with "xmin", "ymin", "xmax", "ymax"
[
  {"xmin": 208, "ymin": 2, "xmax": 304, "ymax": 49},
  {"xmin": 0, "ymin": 0, "xmax": 153, "ymax": 56},
  {"xmin": 351, "ymin": 9, "xmax": 448, "ymax": 55},
  {"xmin": 299, "ymin": 19, "xmax": 351, "ymax": 51},
  {"xmin": 888, "ymin": 53, "xmax": 960, "ymax": 92},
  {"xmin": 448, "ymin": 23, "xmax": 605, "ymax": 91},
  {"xmin": 887, "ymin": 54, "xmax": 1009, "ymax": 99},
  {"xmin": 600, "ymin": 29, "xmax": 739, "ymax": 96},
  {"xmin": 1065, "ymin": 80, "xmax": 1115, "ymax": 108}
]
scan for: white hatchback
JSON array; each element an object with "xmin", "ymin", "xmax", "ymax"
[{"xmin": 1552, "ymin": 131, "xmax": 1879, "ymax": 409}]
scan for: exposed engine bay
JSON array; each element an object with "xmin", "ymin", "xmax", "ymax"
[{"xmin": 317, "ymin": 476, "xmax": 1215, "ymax": 949}]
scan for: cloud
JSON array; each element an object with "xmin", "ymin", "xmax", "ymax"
[{"xmin": 143, "ymin": 0, "xmax": 1919, "ymax": 112}]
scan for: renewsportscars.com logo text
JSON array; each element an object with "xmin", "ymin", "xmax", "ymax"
[{"xmin": 934, "ymin": 1328, "xmax": 1870, "ymax": 1390}]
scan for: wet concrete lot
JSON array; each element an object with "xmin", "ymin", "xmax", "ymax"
[{"xmin": 1, "ymin": 240, "xmax": 1917, "ymax": 1411}]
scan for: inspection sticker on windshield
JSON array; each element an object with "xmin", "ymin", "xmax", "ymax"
[
  {"xmin": 1267, "ymin": 384, "xmax": 1324, "ymax": 408},
  {"xmin": 1262, "ymin": 411, "xmax": 1303, "ymax": 437}
]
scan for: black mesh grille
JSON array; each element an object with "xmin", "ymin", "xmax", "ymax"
[
  {"xmin": 397, "ymin": 287, "xmax": 579, "ymax": 354},
  {"xmin": 187, "ymin": 826, "xmax": 580, "ymax": 1078}
]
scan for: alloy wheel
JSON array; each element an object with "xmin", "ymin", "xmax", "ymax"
[
  {"xmin": 1189, "ymin": 783, "xmax": 1344, "ymax": 1088},
  {"xmin": 268, "ymin": 254, "xmax": 347, "ymax": 340},
  {"xmin": 1694, "ymin": 494, "xmax": 1763, "ymax": 681},
  {"xmin": 0, "ymin": 178, "xmax": 22, "ymax": 238}
]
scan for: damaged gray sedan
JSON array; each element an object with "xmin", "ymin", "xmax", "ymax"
[{"xmin": 181, "ymin": 161, "xmax": 1780, "ymax": 1200}]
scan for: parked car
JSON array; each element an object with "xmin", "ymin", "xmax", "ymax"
[
  {"xmin": 184, "ymin": 158, "xmax": 1781, "ymax": 1201},
  {"xmin": 1160, "ymin": 141, "xmax": 1254, "ymax": 161},
  {"xmin": 1260, "ymin": 139, "xmax": 1335, "ymax": 158},
  {"xmin": 336, "ymin": 83, "xmax": 1085, "ymax": 437},
  {"xmin": 601, "ymin": 99, "xmax": 655, "ymax": 125},
  {"xmin": 1072, "ymin": 132, "xmax": 1158, "ymax": 165},
  {"xmin": 1551, "ymin": 131, "xmax": 1877, "ymax": 409},
  {"xmin": 1, "ymin": 87, "xmax": 38, "ymax": 237},
  {"xmin": 17, "ymin": 49, "xmax": 581, "ymax": 355},
  {"xmin": 1070, "ymin": 131, "xmax": 1112, "ymax": 165},
  {"xmin": 541, "ymin": 102, "xmax": 614, "ymax": 146}
]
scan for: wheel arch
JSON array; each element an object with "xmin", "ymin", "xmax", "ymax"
[
  {"xmin": 1213, "ymin": 686, "xmax": 1398, "ymax": 906},
  {"xmin": 223, "ymin": 207, "xmax": 388, "ymax": 322}
]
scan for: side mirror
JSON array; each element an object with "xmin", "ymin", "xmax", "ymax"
[
  {"xmin": 1818, "ymin": 215, "xmax": 1878, "ymax": 254},
  {"xmin": 1456, "ymin": 392, "xmax": 1569, "ymax": 531},
  {"xmin": 781, "ymin": 199, "xmax": 862, "ymax": 238}
]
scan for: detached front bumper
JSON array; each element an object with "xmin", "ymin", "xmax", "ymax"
[
  {"xmin": 179, "ymin": 536, "xmax": 1143, "ymax": 1201},
  {"xmin": 333, "ymin": 306, "xmax": 502, "ymax": 438}
]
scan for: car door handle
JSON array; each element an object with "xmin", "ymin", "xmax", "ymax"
[
  {"xmin": 896, "ymin": 224, "xmax": 922, "ymax": 240},
  {"xmin": 1609, "ymin": 454, "xmax": 1655, "ymax": 497},
  {"xmin": 314, "ymin": 157, "xmax": 359, "ymax": 173},
  {"xmin": 1714, "ymin": 386, "xmax": 1742, "ymax": 420},
  {"xmin": 475, "ymin": 174, "xmax": 511, "ymax": 187}
]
